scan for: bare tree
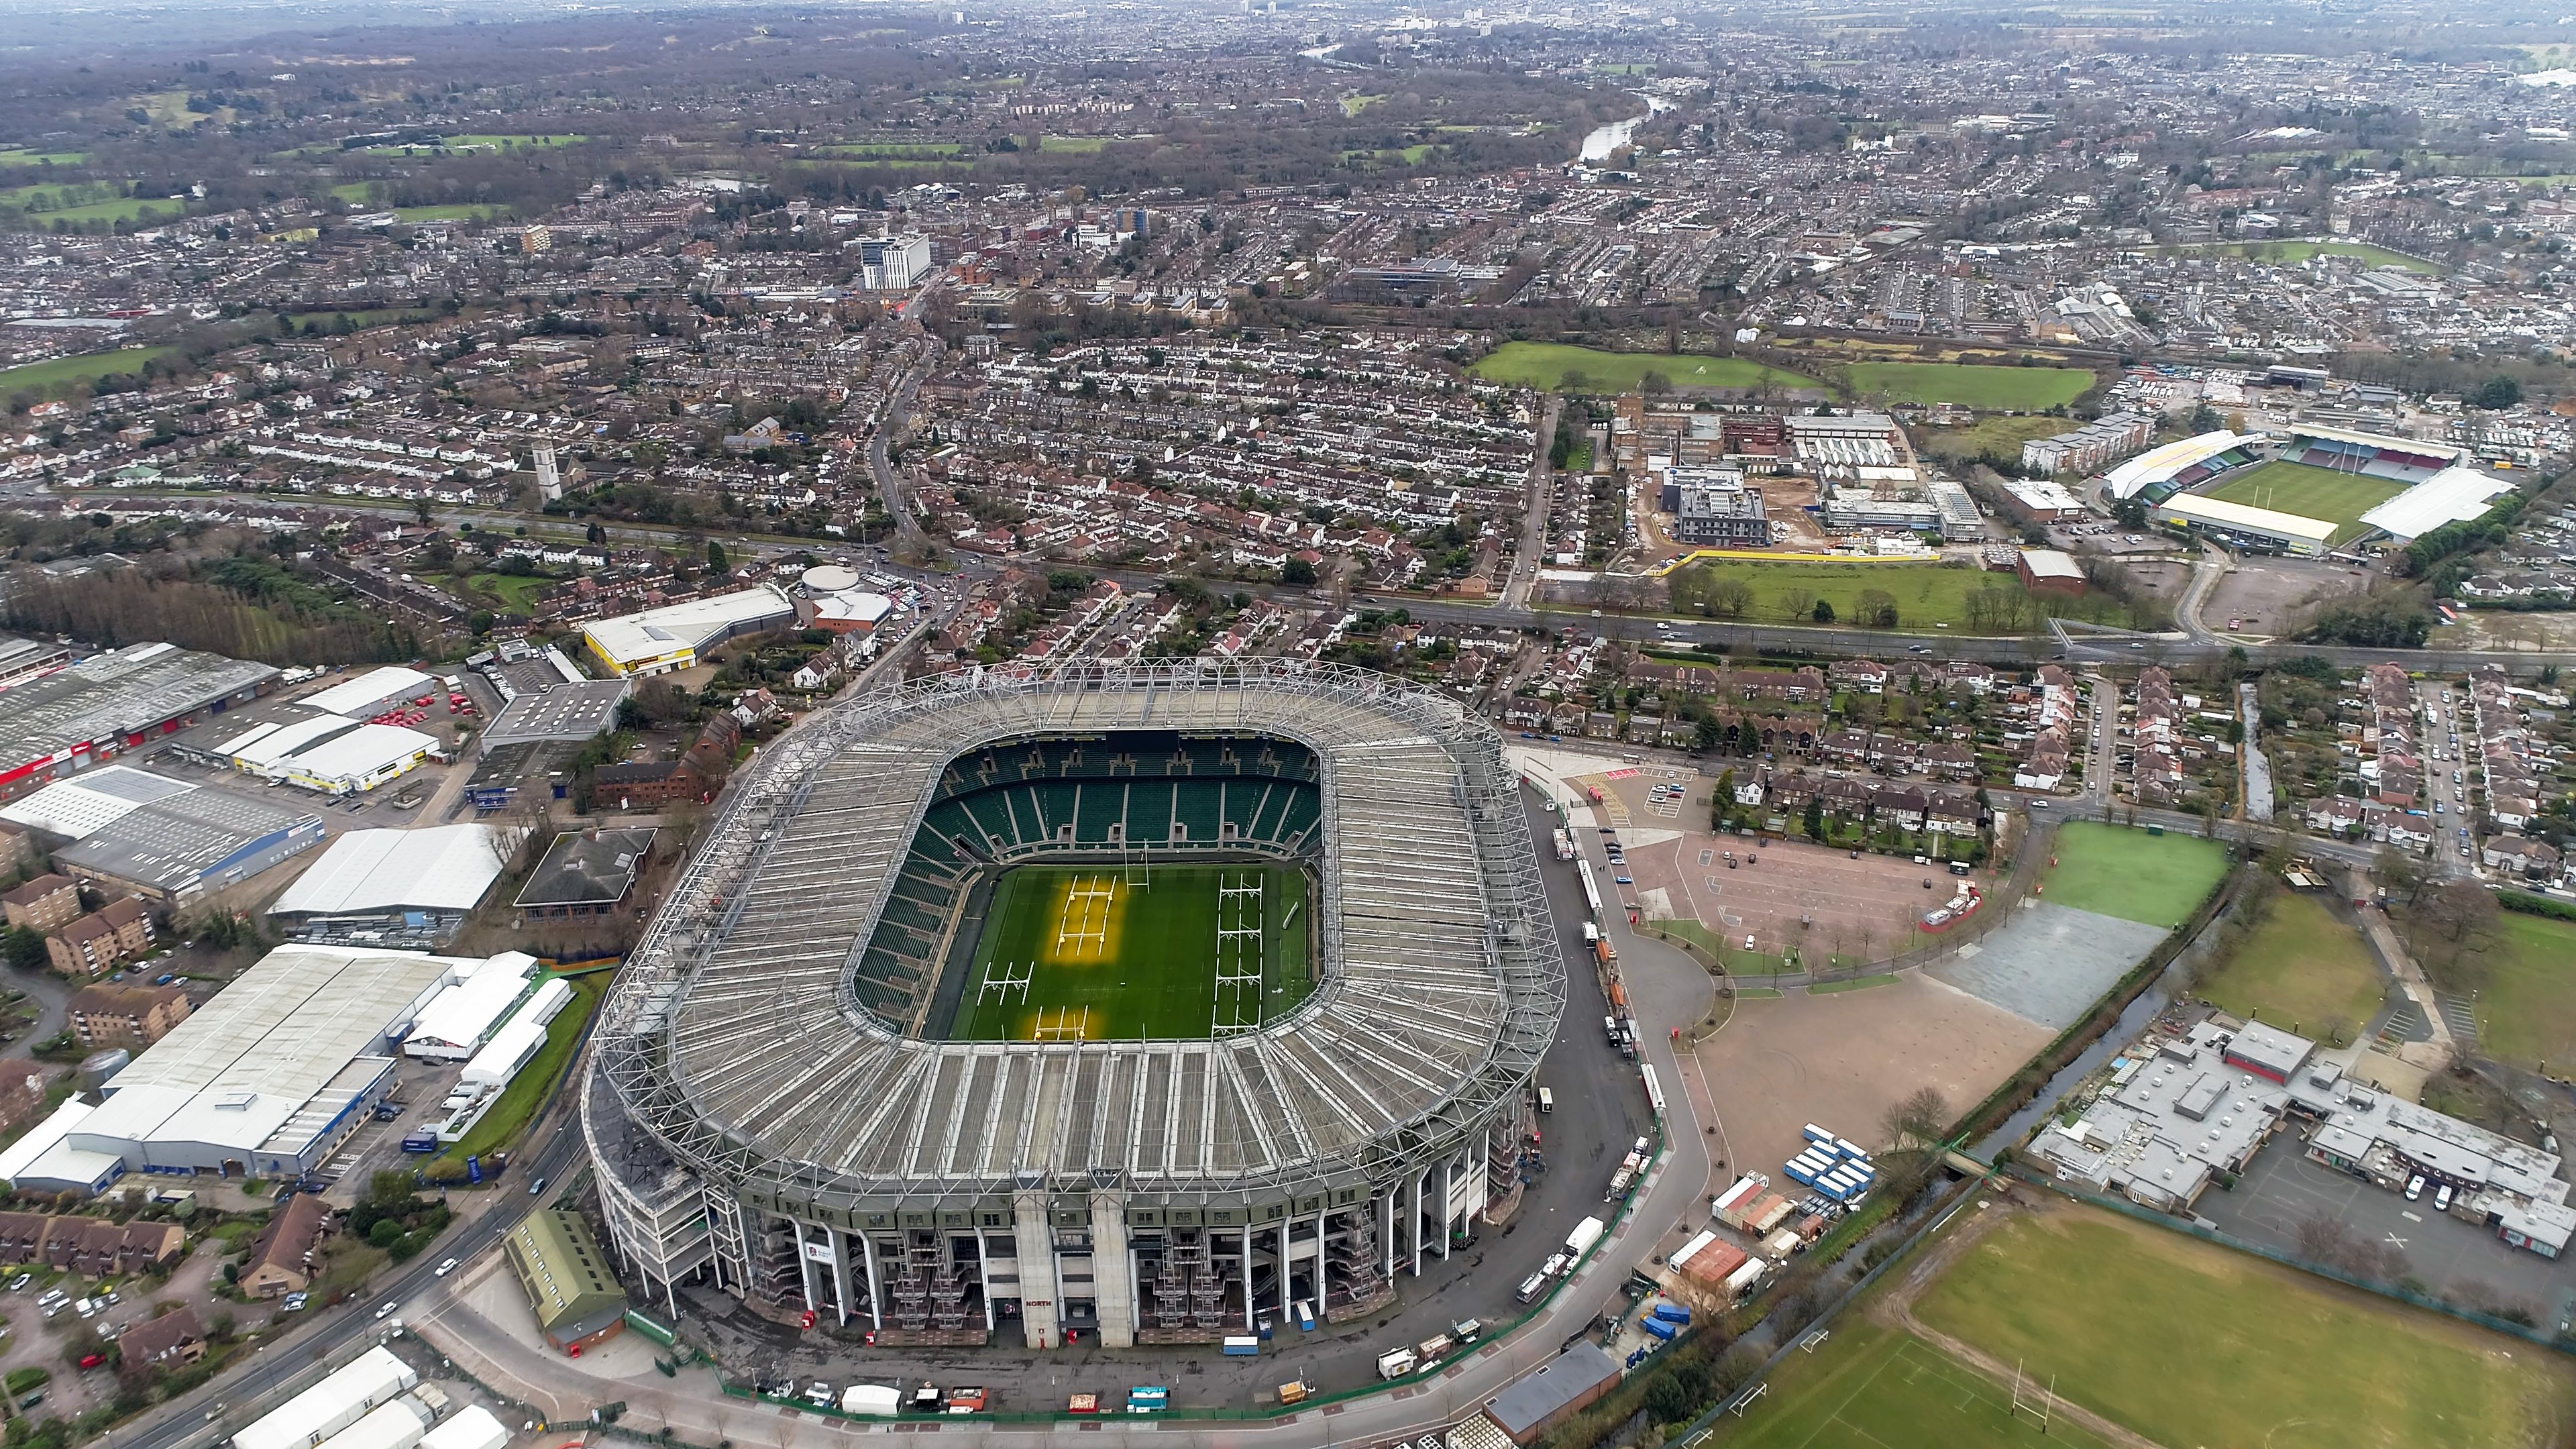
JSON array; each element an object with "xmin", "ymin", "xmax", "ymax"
[{"xmin": 1880, "ymin": 1087, "xmax": 1951, "ymax": 1157}]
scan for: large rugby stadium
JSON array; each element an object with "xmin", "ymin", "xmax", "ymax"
[{"xmin": 582, "ymin": 661, "xmax": 1563, "ymax": 1349}]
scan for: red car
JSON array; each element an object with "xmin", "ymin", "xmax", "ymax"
[{"xmin": 76, "ymin": 1354, "xmax": 103, "ymax": 1371}]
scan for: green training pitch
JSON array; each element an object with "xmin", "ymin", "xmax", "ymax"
[
  {"xmin": 0, "ymin": 346, "xmax": 178, "ymax": 398},
  {"xmin": 2038, "ymin": 822, "xmax": 2227, "ymax": 928},
  {"xmin": 1713, "ymin": 1319, "xmax": 2106, "ymax": 1449},
  {"xmin": 1917, "ymin": 1206, "xmax": 2576, "ymax": 1449},
  {"xmin": 2463, "ymin": 911, "xmax": 2576, "ymax": 1071},
  {"xmin": 947, "ymin": 863, "xmax": 1311, "ymax": 1042},
  {"xmin": 1666, "ymin": 559, "xmax": 2041, "ymax": 633},
  {"xmin": 1843, "ymin": 361, "xmax": 2093, "ymax": 410},
  {"xmin": 2204, "ymin": 459, "xmax": 2408, "ymax": 541},
  {"xmin": 1470, "ymin": 342, "xmax": 1813, "ymax": 394},
  {"xmin": 2195, "ymin": 890, "xmax": 2383, "ymax": 1042}
]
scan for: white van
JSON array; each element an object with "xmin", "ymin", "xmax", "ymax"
[{"xmin": 1537, "ymin": 1086, "xmax": 1554, "ymax": 1114}]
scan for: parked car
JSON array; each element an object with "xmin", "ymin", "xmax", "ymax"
[{"xmin": 2434, "ymin": 1183, "xmax": 2454, "ymax": 1213}]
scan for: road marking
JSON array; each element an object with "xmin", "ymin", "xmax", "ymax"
[{"xmin": 2402, "ymin": 1210, "xmax": 2421, "ymax": 1222}]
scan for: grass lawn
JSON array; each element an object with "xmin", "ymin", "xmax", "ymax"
[
  {"xmin": 1470, "ymin": 341, "xmax": 1813, "ymax": 394},
  {"xmin": 1715, "ymin": 1318, "xmax": 2107, "ymax": 1449},
  {"xmin": 394, "ymin": 204, "xmax": 511, "ymax": 223},
  {"xmin": 1667, "ymin": 559, "xmax": 2037, "ymax": 633},
  {"xmin": 2039, "ymin": 822, "xmax": 2228, "ymax": 928},
  {"xmin": 948, "ymin": 864, "xmax": 1310, "ymax": 1041},
  {"xmin": 0, "ymin": 150, "xmax": 87, "ymax": 167},
  {"xmin": 425, "ymin": 975, "xmax": 604, "ymax": 1178},
  {"xmin": 466, "ymin": 572, "xmax": 552, "ymax": 612},
  {"xmin": 2204, "ymin": 459, "xmax": 2408, "ymax": 543},
  {"xmin": 814, "ymin": 141, "xmax": 964, "ymax": 156},
  {"xmin": 1843, "ymin": 362, "xmax": 2093, "ymax": 410},
  {"xmin": 1040, "ymin": 135, "xmax": 1115, "ymax": 152},
  {"xmin": 2466, "ymin": 912, "xmax": 2576, "ymax": 1072},
  {"xmin": 1913, "ymin": 414, "xmax": 2074, "ymax": 468},
  {"xmin": 0, "ymin": 345, "xmax": 178, "ymax": 398},
  {"xmin": 288, "ymin": 308, "xmax": 439, "ymax": 331},
  {"xmin": 2195, "ymin": 891, "xmax": 2384, "ymax": 1042},
  {"xmin": 2156, "ymin": 239, "xmax": 2444, "ymax": 275},
  {"xmin": 1917, "ymin": 1205, "xmax": 2576, "ymax": 1449}
]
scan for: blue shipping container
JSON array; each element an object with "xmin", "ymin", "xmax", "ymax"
[
  {"xmin": 1640, "ymin": 1318, "xmax": 1676, "ymax": 1341},
  {"xmin": 1650, "ymin": 1303, "xmax": 1692, "ymax": 1325}
]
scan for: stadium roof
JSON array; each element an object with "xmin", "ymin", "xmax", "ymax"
[
  {"xmin": 271, "ymin": 824, "xmax": 513, "ymax": 918},
  {"xmin": 2102, "ymin": 430, "xmax": 2255, "ymax": 498},
  {"xmin": 596, "ymin": 661, "xmax": 1562, "ymax": 1206},
  {"xmin": 2161, "ymin": 493, "xmax": 2339, "ymax": 544},
  {"xmin": 0, "ymin": 765, "xmax": 195, "ymax": 839},
  {"xmin": 2290, "ymin": 423, "xmax": 2463, "ymax": 463},
  {"xmin": 2357, "ymin": 464, "xmax": 2520, "ymax": 542}
]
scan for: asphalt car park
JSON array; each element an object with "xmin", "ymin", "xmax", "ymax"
[{"xmin": 2196, "ymin": 1132, "xmax": 2576, "ymax": 1324}]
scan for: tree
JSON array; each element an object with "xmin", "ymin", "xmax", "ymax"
[
  {"xmin": 1281, "ymin": 557, "xmax": 1317, "ymax": 588},
  {"xmin": 2472, "ymin": 375, "xmax": 2522, "ymax": 410},
  {"xmin": 1811, "ymin": 598, "xmax": 1836, "ymax": 623},
  {"xmin": 1803, "ymin": 798, "xmax": 1824, "ymax": 839},
  {"xmin": 706, "ymin": 539, "xmax": 729, "ymax": 574},
  {"xmin": 1, "ymin": 926, "xmax": 44, "ymax": 973},
  {"xmin": 368, "ymin": 1170, "xmax": 415, "ymax": 1208},
  {"xmin": 1880, "ymin": 1086, "xmax": 1950, "ymax": 1157},
  {"xmin": 1707, "ymin": 578, "xmax": 1754, "ymax": 617},
  {"xmin": 585, "ymin": 521, "xmax": 607, "ymax": 545},
  {"xmin": 1639, "ymin": 369, "xmax": 1672, "ymax": 396},
  {"xmin": 1854, "ymin": 588, "xmax": 1898, "ymax": 628}
]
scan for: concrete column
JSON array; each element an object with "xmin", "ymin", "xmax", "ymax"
[
  {"xmin": 859, "ymin": 1232, "xmax": 883, "ymax": 1330},
  {"xmin": 1313, "ymin": 1208, "xmax": 1327, "ymax": 1309},
  {"xmin": 826, "ymin": 1226, "xmax": 855, "ymax": 1326},
  {"xmin": 1381, "ymin": 1189, "xmax": 1395, "ymax": 1279},
  {"xmin": 1240, "ymin": 1226, "xmax": 1254, "ymax": 1329},
  {"xmin": 1089, "ymin": 1189, "xmax": 1134, "ymax": 1348},
  {"xmin": 1278, "ymin": 1220, "xmax": 1292, "ymax": 1314},
  {"xmin": 1408, "ymin": 1171, "xmax": 1425, "ymax": 1277},
  {"xmin": 975, "ymin": 1230, "xmax": 995, "ymax": 1334},
  {"xmin": 1011, "ymin": 1190, "xmax": 1061, "ymax": 1349},
  {"xmin": 1438, "ymin": 1161, "xmax": 1454, "ymax": 1260},
  {"xmin": 789, "ymin": 1220, "xmax": 819, "ymax": 1313}
]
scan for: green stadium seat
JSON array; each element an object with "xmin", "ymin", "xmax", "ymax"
[
  {"xmin": 1124, "ymin": 782, "xmax": 1175, "ymax": 845},
  {"xmin": 1074, "ymin": 783, "xmax": 1124, "ymax": 843},
  {"xmin": 1173, "ymin": 781, "xmax": 1222, "ymax": 843}
]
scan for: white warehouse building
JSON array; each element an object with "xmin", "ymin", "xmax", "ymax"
[
  {"xmin": 56, "ymin": 946, "xmax": 525, "ymax": 1184},
  {"xmin": 402, "ymin": 951, "xmax": 540, "ymax": 1061},
  {"xmin": 460, "ymin": 975, "xmax": 573, "ymax": 1089}
]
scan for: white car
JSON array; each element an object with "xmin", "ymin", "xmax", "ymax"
[
  {"xmin": 2434, "ymin": 1183, "xmax": 2454, "ymax": 1213},
  {"xmin": 375, "ymin": 1301, "xmax": 399, "ymax": 1320},
  {"xmin": 434, "ymin": 1258, "xmax": 460, "ymax": 1277}
]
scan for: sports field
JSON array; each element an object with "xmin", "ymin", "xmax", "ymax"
[
  {"xmin": 2195, "ymin": 891, "xmax": 2384, "ymax": 1042},
  {"xmin": 947, "ymin": 863, "xmax": 1311, "ymax": 1041},
  {"xmin": 2203, "ymin": 459, "xmax": 2408, "ymax": 543},
  {"xmin": 2465, "ymin": 911, "xmax": 2576, "ymax": 1071},
  {"xmin": 0, "ymin": 345, "xmax": 178, "ymax": 399},
  {"xmin": 1715, "ymin": 1320, "xmax": 2106, "ymax": 1449},
  {"xmin": 1917, "ymin": 1205, "xmax": 2576, "ymax": 1448},
  {"xmin": 2037, "ymin": 822, "xmax": 2228, "ymax": 929},
  {"xmin": 1843, "ymin": 362, "xmax": 2092, "ymax": 410},
  {"xmin": 1666, "ymin": 559, "xmax": 2040, "ymax": 633},
  {"xmin": 1470, "ymin": 342, "xmax": 1813, "ymax": 394}
]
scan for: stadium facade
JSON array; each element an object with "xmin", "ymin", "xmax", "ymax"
[{"xmin": 584, "ymin": 661, "xmax": 1563, "ymax": 1348}]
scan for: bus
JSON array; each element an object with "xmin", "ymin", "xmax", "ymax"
[{"xmin": 1125, "ymin": 1387, "xmax": 1169, "ymax": 1414}]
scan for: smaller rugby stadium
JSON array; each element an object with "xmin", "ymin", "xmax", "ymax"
[{"xmin": 2102, "ymin": 425, "xmax": 2519, "ymax": 555}]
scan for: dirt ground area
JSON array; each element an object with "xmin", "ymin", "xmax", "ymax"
[
  {"xmin": 1613, "ymin": 789, "xmax": 1954, "ymax": 965},
  {"xmin": 2112, "ymin": 556, "xmax": 2190, "ymax": 604},
  {"xmin": 2430, "ymin": 609, "xmax": 2576, "ymax": 652},
  {"xmin": 1695, "ymin": 975, "xmax": 2055, "ymax": 1184},
  {"xmin": 2203, "ymin": 555, "xmax": 2376, "ymax": 635}
]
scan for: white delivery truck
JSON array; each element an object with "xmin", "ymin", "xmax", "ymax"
[
  {"xmin": 840, "ymin": 1386, "xmax": 902, "ymax": 1417},
  {"xmin": 1564, "ymin": 1215, "xmax": 1606, "ymax": 1258},
  {"xmin": 1375, "ymin": 1348, "xmax": 1419, "ymax": 1381}
]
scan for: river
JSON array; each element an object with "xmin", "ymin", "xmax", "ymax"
[{"xmin": 1578, "ymin": 94, "xmax": 1673, "ymax": 164}]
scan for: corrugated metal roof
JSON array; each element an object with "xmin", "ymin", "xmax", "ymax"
[{"xmin": 272, "ymin": 825, "xmax": 512, "ymax": 916}]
